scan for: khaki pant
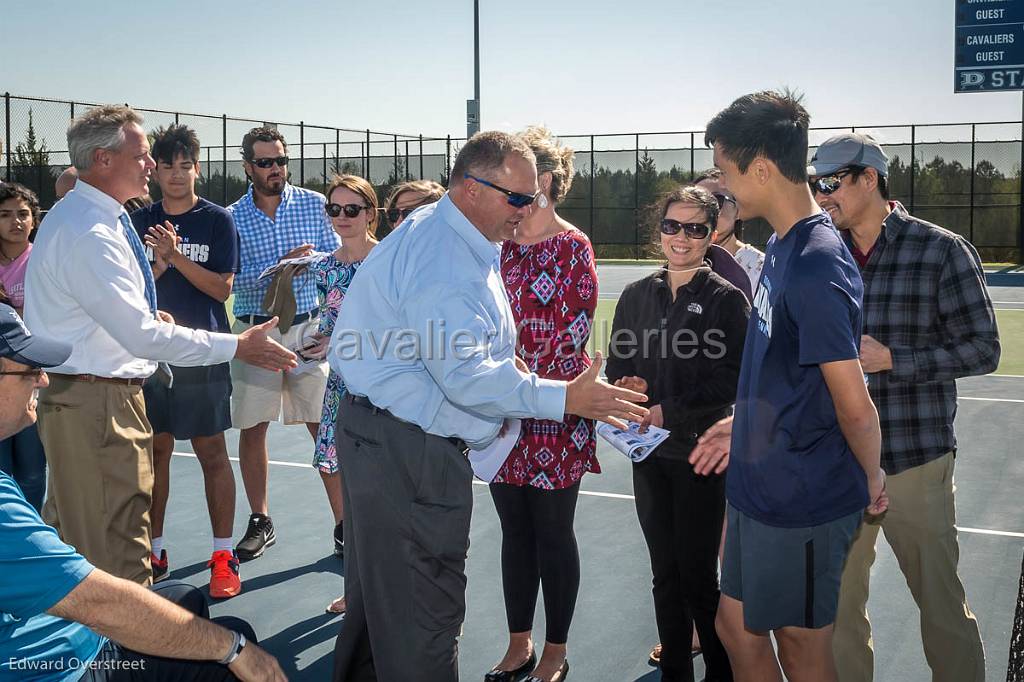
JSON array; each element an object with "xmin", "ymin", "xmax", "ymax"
[
  {"xmin": 37, "ymin": 375, "xmax": 154, "ymax": 586},
  {"xmin": 833, "ymin": 452, "xmax": 985, "ymax": 682}
]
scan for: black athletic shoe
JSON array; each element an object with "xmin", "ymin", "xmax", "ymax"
[
  {"xmin": 334, "ymin": 521, "xmax": 344, "ymax": 557},
  {"xmin": 151, "ymin": 549, "xmax": 169, "ymax": 582},
  {"xmin": 235, "ymin": 513, "xmax": 276, "ymax": 561}
]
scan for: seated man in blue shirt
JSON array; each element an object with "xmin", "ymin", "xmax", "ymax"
[
  {"xmin": 0, "ymin": 303, "xmax": 285, "ymax": 682},
  {"xmin": 328, "ymin": 131, "xmax": 650, "ymax": 682}
]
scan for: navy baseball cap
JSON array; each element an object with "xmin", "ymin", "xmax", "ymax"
[
  {"xmin": 0, "ymin": 303, "xmax": 71, "ymax": 368},
  {"xmin": 808, "ymin": 133, "xmax": 889, "ymax": 178}
]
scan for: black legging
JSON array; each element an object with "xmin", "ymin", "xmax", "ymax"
[{"xmin": 490, "ymin": 481, "xmax": 581, "ymax": 644}]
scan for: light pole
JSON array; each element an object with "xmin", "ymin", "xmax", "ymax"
[{"xmin": 466, "ymin": 0, "xmax": 480, "ymax": 137}]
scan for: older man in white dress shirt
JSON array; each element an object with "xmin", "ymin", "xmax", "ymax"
[{"xmin": 24, "ymin": 105, "xmax": 296, "ymax": 586}]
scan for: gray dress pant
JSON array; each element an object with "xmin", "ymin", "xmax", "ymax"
[{"xmin": 332, "ymin": 400, "xmax": 473, "ymax": 682}]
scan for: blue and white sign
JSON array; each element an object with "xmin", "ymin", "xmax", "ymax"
[{"xmin": 955, "ymin": 0, "xmax": 1024, "ymax": 92}]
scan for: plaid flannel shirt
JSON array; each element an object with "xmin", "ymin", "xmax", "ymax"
[
  {"xmin": 227, "ymin": 183, "xmax": 341, "ymax": 317},
  {"xmin": 846, "ymin": 202, "xmax": 1000, "ymax": 474}
]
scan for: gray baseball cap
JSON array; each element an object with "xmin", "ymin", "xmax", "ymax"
[
  {"xmin": 808, "ymin": 133, "xmax": 889, "ymax": 178},
  {"xmin": 0, "ymin": 303, "xmax": 71, "ymax": 368}
]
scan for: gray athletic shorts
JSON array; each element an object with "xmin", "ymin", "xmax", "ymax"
[{"xmin": 720, "ymin": 502, "xmax": 862, "ymax": 631}]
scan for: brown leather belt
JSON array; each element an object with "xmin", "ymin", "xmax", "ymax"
[{"xmin": 66, "ymin": 374, "xmax": 147, "ymax": 386}]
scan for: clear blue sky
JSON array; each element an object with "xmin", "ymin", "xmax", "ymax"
[{"xmin": 3, "ymin": 0, "xmax": 1020, "ymax": 141}]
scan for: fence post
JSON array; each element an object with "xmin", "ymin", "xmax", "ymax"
[
  {"xmin": 365, "ymin": 129, "xmax": 370, "ymax": 179},
  {"xmin": 589, "ymin": 135, "xmax": 595, "ymax": 243},
  {"xmin": 1019, "ymin": 94, "xmax": 1024, "ymax": 263},
  {"xmin": 299, "ymin": 121, "xmax": 305, "ymax": 186},
  {"xmin": 335, "ymin": 129, "xmax": 340, "ymax": 174},
  {"xmin": 323, "ymin": 143, "xmax": 327, "ymax": 185},
  {"xmin": 909, "ymin": 125, "xmax": 916, "ymax": 213},
  {"xmin": 222, "ymin": 115, "xmax": 228, "ymax": 206},
  {"xmin": 4, "ymin": 93, "xmax": 10, "ymax": 182},
  {"xmin": 419, "ymin": 134, "xmax": 424, "ymax": 179},
  {"xmin": 393, "ymin": 135, "xmax": 399, "ymax": 182},
  {"xmin": 634, "ymin": 134, "xmax": 640, "ymax": 260},
  {"xmin": 70, "ymin": 101, "xmax": 75, "ymax": 120},
  {"xmin": 690, "ymin": 131, "xmax": 695, "ymax": 178},
  {"xmin": 446, "ymin": 135, "xmax": 451, "ymax": 185},
  {"xmin": 969, "ymin": 124, "xmax": 976, "ymax": 244}
]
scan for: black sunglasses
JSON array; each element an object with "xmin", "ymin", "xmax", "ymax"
[
  {"xmin": 326, "ymin": 203, "xmax": 372, "ymax": 219},
  {"xmin": 809, "ymin": 168, "xmax": 855, "ymax": 196},
  {"xmin": 386, "ymin": 207, "xmax": 414, "ymax": 224},
  {"xmin": 712, "ymin": 192, "xmax": 736, "ymax": 209},
  {"xmin": 464, "ymin": 173, "xmax": 538, "ymax": 208},
  {"xmin": 659, "ymin": 220, "xmax": 712, "ymax": 239},
  {"xmin": 250, "ymin": 156, "xmax": 289, "ymax": 169}
]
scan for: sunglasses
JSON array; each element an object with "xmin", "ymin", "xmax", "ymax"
[
  {"xmin": 0, "ymin": 368, "xmax": 44, "ymax": 378},
  {"xmin": 712, "ymin": 192, "xmax": 736, "ymax": 209},
  {"xmin": 809, "ymin": 168, "xmax": 854, "ymax": 196},
  {"xmin": 387, "ymin": 206, "xmax": 421, "ymax": 224},
  {"xmin": 660, "ymin": 220, "xmax": 712, "ymax": 239},
  {"xmin": 250, "ymin": 156, "xmax": 289, "ymax": 169},
  {"xmin": 326, "ymin": 203, "xmax": 372, "ymax": 219},
  {"xmin": 464, "ymin": 173, "xmax": 538, "ymax": 208}
]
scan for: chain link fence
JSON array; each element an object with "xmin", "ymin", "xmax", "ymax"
[{"xmin": 3, "ymin": 93, "xmax": 1021, "ymax": 262}]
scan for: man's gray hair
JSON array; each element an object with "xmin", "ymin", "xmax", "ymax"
[
  {"xmin": 67, "ymin": 105, "xmax": 144, "ymax": 171},
  {"xmin": 450, "ymin": 131, "xmax": 535, "ymax": 186}
]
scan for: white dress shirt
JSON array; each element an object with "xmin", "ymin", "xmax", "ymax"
[{"xmin": 24, "ymin": 181, "xmax": 237, "ymax": 378}]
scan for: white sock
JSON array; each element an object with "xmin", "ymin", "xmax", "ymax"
[
  {"xmin": 213, "ymin": 537, "xmax": 234, "ymax": 553},
  {"xmin": 151, "ymin": 537, "xmax": 164, "ymax": 556}
]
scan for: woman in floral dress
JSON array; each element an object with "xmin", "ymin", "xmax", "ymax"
[
  {"xmin": 484, "ymin": 127, "xmax": 596, "ymax": 682},
  {"xmin": 302, "ymin": 175, "xmax": 379, "ymax": 614}
]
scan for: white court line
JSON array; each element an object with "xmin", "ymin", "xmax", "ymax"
[
  {"xmin": 172, "ymin": 452, "xmax": 1024, "ymax": 538},
  {"xmin": 959, "ymin": 396, "xmax": 1024, "ymax": 404}
]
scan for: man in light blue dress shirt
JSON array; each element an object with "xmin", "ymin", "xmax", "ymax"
[{"xmin": 328, "ymin": 131, "xmax": 648, "ymax": 682}]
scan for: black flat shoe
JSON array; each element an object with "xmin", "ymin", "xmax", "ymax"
[
  {"xmin": 484, "ymin": 651, "xmax": 537, "ymax": 682},
  {"xmin": 525, "ymin": 659, "xmax": 568, "ymax": 682}
]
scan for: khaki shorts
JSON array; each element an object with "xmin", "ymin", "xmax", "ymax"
[{"xmin": 231, "ymin": 317, "xmax": 330, "ymax": 429}]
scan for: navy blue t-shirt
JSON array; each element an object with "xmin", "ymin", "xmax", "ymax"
[
  {"xmin": 132, "ymin": 198, "xmax": 240, "ymax": 333},
  {"xmin": 727, "ymin": 212, "xmax": 869, "ymax": 527}
]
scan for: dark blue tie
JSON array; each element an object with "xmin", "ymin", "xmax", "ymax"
[{"xmin": 119, "ymin": 212, "xmax": 173, "ymax": 387}]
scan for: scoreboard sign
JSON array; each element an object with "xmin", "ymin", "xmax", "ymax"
[{"xmin": 955, "ymin": 0, "xmax": 1024, "ymax": 92}]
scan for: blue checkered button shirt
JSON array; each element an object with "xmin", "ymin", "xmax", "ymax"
[
  {"xmin": 848, "ymin": 202, "xmax": 1000, "ymax": 474},
  {"xmin": 227, "ymin": 183, "xmax": 341, "ymax": 317}
]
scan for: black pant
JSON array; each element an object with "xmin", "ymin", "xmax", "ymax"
[
  {"xmin": 81, "ymin": 581, "xmax": 256, "ymax": 681},
  {"xmin": 332, "ymin": 403, "xmax": 473, "ymax": 682},
  {"xmin": 633, "ymin": 456, "xmax": 733, "ymax": 682},
  {"xmin": 489, "ymin": 481, "xmax": 581, "ymax": 644}
]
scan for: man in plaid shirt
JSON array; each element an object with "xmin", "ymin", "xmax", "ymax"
[
  {"xmin": 227, "ymin": 127, "xmax": 341, "ymax": 562},
  {"xmin": 809, "ymin": 134, "xmax": 999, "ymax": 682}
]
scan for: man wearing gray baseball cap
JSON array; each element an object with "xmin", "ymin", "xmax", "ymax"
[{"xmin": 809, "ymin": 133, "xmax": 998, "ymax": 682}]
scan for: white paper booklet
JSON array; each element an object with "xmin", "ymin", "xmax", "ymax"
[
  {"xmin": 596, "ymin": 422, "xmax": 671, "ymax": 462},
  {"xmin": 468, "ymin": 419, "xmax": 522, "ymax": 482}
]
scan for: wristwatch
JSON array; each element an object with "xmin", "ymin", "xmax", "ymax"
[{"xmin": 219, "ymin": 631, "xmax": 247, "ymax": 665}]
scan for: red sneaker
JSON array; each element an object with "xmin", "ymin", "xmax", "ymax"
[
  {"xmin": 151, "ymin": 549, "xmax": 169, "ymax": 582},
  {"xmin": 207, "ymin": 550, "xmax": 242, "ymax": 599}
]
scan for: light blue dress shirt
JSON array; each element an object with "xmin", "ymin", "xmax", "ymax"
[{"xmin": 329, "ymin": 194, "xmax": 567, "ymax": 449}]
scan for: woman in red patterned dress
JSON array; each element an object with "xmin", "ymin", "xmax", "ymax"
[{"xmin": 483, "ymin": 127, "xmax": 596, "ymax": 682}]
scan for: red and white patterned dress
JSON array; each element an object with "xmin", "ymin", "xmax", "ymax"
[{"xmin": 494, "ymin": 229, "xmax": 600, "ymax": 490}]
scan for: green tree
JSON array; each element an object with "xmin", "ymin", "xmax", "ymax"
[{"xmin": 9, "ymin": 109, "xmax": 57, "ymax": 208}]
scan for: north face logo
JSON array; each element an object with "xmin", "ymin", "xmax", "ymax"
[{"xmin": 688, "ymin": 302, "xmax": 703, "ymax": 314}]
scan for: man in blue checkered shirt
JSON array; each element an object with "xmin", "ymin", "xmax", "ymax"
[
  {"xmin": 809, "ymin": 134, "xmax": 999, "ymax": 682},
  {"xmin": 227, "ymin": 126, "xmax": 341, "ymax": 562}
]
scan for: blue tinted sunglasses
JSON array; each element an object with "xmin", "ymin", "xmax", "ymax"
[{"xmin": 463, "ymin": 173, "xmax": 538, "ymax": 208}]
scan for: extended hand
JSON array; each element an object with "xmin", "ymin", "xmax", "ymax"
[
  {"xmin": 155, "ymin": 310, "xmax": 175, "ymax": 325},
  {"xmin": 235, "ymin": 318, "xmax": 298, "ymax": 371},
  {"xmin": 564, "ymin": 352, "xmax": 648, "ymax": 430},
  {"xmin": 859, "ymin": 335, "xmax": 893, "ymax": 374},
  {"xmin": 689, "ymin": 415, "xmax": 733, "ymax": 476}
]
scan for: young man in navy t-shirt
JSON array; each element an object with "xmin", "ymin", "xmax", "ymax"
[
  {"xmin": 131, "ymin": 124, "xmax": 242, "ymax": 599},
  {"xmin": 689, "ymin": 91, "xmax": 888, "ymax": 682}
]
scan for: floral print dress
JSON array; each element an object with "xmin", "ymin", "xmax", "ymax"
[{"xmin": 311, "ymin": 253, "xmax": 362, "ymax": 474}]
